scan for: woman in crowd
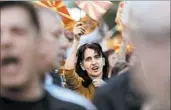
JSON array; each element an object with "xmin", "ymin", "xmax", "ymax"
[{"xmin": 62, "ymin": 22, "xmax": 109, "ymax": 100}]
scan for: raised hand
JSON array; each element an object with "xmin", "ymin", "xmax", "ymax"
[
  {"xmin": 73, "ymin": 22, "xmax": 86, "ymax": 41},
  {"xmin": 92, "ymin": 79, "xmax": 107, "ymax": 88}
]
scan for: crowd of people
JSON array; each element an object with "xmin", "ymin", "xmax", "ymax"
[{"xmin": 0, "ymin": 1, "xmax": 170, "ymax": 110}]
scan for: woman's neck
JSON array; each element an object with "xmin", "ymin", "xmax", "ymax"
[{"xmin": 89, "ymin": 72, "xmax": 103, "ymax": 80}]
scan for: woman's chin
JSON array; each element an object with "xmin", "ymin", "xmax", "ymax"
[{"xmin": 89, "ymin": 72, "xmax": 102, "ymax": 79}]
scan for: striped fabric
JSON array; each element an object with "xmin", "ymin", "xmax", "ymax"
[
  {"xmin": 75, "ymin": 1, "xmax": 113, "ymax": 21},
  {"xmin": 34, "ymin": 0, "xmax": 75, "ymax": 31}
]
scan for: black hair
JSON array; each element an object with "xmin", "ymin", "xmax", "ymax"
[
  {"xmin": 0, "ymin": 1, "xmax": 40, "ymax": 32},
  {"xmin": 112, "ymin": 62, "xmax": 128, "ymax": 77},
  {"xmin": 104, "ymin": 49, "xmax": 115, "ymax": 58},
  {"xmin": 104, "ymin": 49, "xmax": 131, "ymax": 77},
  {"xmin": 75, "ymin": 43, "xmax": 109, "ymax": 87},
  {"xmin": 126, "ymin": 53, "xmax": 132, "ymax": 63}
]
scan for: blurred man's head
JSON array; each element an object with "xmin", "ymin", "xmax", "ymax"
[
  {"xmin": 37, "ymin": 7, "xmax": 70, "ymax": 72},
  {"xmin": 0, "ymin": 1, "xmax": 41, "ymax": 89},
  {"xmin": 123, "ymin": 1, "xmax": 170, "ymax": 109}
]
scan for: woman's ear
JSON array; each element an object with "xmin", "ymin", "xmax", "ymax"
[{"xmin": 80, "ymin": 63, "xmax": 85, "ymax": 70}]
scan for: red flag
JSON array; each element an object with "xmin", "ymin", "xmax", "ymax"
[
  {"xmin": 34, "ymin": 1, "xmax": 98, "ymax": 34},
  {"xmin": 34, "ymin": 0, "xmax": 75, "ymax": 31}
]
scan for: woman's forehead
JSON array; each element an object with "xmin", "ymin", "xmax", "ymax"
[{"xmin": 84, "ymin": 48, "xmax": 100, "ymax": 57}]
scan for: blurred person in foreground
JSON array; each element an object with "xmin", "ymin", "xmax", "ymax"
[
  {"xmin": 93, "ymin": 1, "xmax": 170, "ymax": 110},
  {"xmin": 37, "ymin": 6, "xmax": 96, "ymax": 109},
  {"xmin": 127, "ymin": 1, "xmax": 170, "ymax": 110},
  {"xmin": 62, "ymin": 22, "xmax": 109, "ymax": 100},
  {"xmin": 37, "ymin": 6, "xmax": 70, "ymax": 87},
  {"xmin": 0, "ymin": 1, "xmax": 95, "ymax": 110}
]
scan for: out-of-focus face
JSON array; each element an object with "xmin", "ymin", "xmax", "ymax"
[
  {"xmin": 108, "ymin": 53, "xmax": 118, "ymax": 68},
  {"xmin": 0, "ymin": 7, "xmax": 40, "ymax": 88},
  {"xmin": 82, "ymin": 48, "xmax": 104, "ymax": 79},
  {"xmin": 123, "ymin": 1, "xmax": 170, "ymax": 108},
  {"xmin": 129, "ymin": 36, "xmax": 170, "ymax": 99},
  {"xmin": 39, "ymin": 11, "xmax": 70, "ymax": 72}
]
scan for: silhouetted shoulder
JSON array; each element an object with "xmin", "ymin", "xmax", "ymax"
[
  {"xmin": 47, "ymin": 94, "xmax": 87, "ymax": 110},
  {"xmin": 93, "ymin": 72, "xmax": 141, "ymax": 110},
  {"xmin": 46, "ymin": 85, "xmax": 96, "ymax": 110}
]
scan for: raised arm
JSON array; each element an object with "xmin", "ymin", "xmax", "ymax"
[
  {"xmin": 65, "ymin": 22, "xmax": 85, "ymax": 69},
  {"xmin": 63, "ymin": 22, "xmax": 86, "ymax": 90}
]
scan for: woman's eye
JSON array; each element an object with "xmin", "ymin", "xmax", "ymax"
[
  {"xmin": 95, "ymin": 55, "xmax": 100, "ymax": 59},
  {"xmin": 85, "ymin": 57, "xmax": 91, "ymax": 62}
]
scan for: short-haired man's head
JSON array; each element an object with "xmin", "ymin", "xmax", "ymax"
[
  {"xmin": 36, "ymin": 6, "xmax": 62, "ymax": 26},
  {"xmin": 0, "ymin": 1, "xmax": 42, "ymax": 89},
  {"xmin": 0, "ymin": 1, "xmax": 40, "ymax": 33},
  {"xmin": 123, "ymin": 2, "xmax": 170, "ymax": 108},
  {"xmin": 36, "ymin": 6, "xmax": 68, "ymax": 72}
]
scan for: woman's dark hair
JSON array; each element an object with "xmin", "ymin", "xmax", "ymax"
[{"xmin": 75, "ymin": 43, "xmax": 109, "ymax": 87}]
